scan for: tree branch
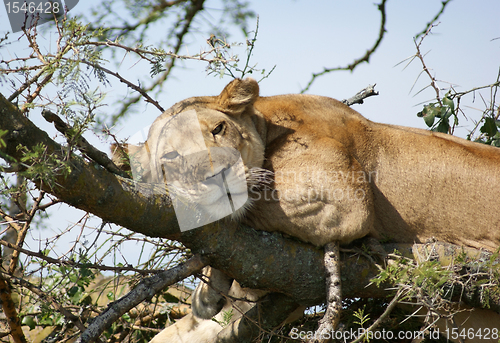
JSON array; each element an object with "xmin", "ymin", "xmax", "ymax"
[
  {"xmin": 6, "ymin": 271, "xmax": 95, "ymax": 342},
  {"xmin": 0, "ymin": 274, "xmax": 27, "ymax": 343},
  {"xmin": 2, "ymin": 92, "xmax": 499, "ymax": 311},
  {"xmin": 8, "ymin": 191, "xmax": 44, "ymax": 274},
  {"xmin": 0, "ymin": 238, "xmax": 163, "ymax": 275},
  {"xmin": 341, "ymin": 84, "xmax": 379, "ymax": 106},
  {"xmin": 110, "ymin": 0, "xmax": 206, "ymax": 125},
  {"xmin": 41, "ymin": 109, "xmax": 130, "ymax": 178},
  {"xmin": 75, "ymin": 255, "xmax": 206, "ymax": 343},
  {"xmin": 415, "ymin": 0, "xmax": 452, "ymax": 39},
  {"xmin": 301, "ymin": 0, "xmax": 387, "ymax": 93}
]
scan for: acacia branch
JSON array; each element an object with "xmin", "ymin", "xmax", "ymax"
[
  {"xmin": 351, "ymin": 289, "xmax": 404, "ymax": 343},
  {"xmin": 341, "ymin": 84, "xmax": 379, "ymax": 106},
  {"xmin": 2, "ymin": 92, "xmax": 499, "ymax": 311},
  {"xmin": 0, "ymin": 238, "xmax": 162, "ymax": 275},
  {"xmin": 6, "ymin": 271, "xmax": 99, "ymax": 341},
  {"xmin": 75, "ymin": 255, "xmax": 206, "ymax": 343},
  {"xmin": 8, "ymin": 191, "xmax": 44, "ymax": 274},
  {"xmin": 0, "ymin": 274, "xmax": 27, "ymax": 343},
  {"xmin": 110, "ymin": 0, "xmax": 206, "ymax": 124},
  {"xmin": 415, "ymin": 0, "xmax": 452, "ymax": 39},
  {"xmin": 88, "ymin": 0, "xmax": 187, "ymax": 36},
  {"xmin": 413, "ymin": 24, "xmax": 442, "ymax": 105},
  {"xmin": 41, "ymin": 109, "xmax": 130, "ymax": 178},
  {"xmin": 301, "ymin": 0, "xmax": 387, "ymax": 93},
  {"xmin": 82, "ymin": 40, "xmax": 237, "ymax": 65}
]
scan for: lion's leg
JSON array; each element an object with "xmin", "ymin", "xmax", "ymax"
[
  {"xmin": 308, "ymin": 241, "xmax": 342, "ymax": 343},
  {"xmin": 191, "ymin": 266, "xmax": 233, "ymax": 319}
]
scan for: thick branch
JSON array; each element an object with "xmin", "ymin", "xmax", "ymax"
[
  {"xmin": 1, "ymin": 93, "xmax": 179, "ymax": 239},
  {"xmin": 309, "ymin": 242, "xmax": 342, "ymax": 343},
  {"xmin": 41, "ymin": 109, "xmax": 130, "ymax": 178},
  {"xmin": 2, "ymin": 93, "xmax": 499, "ymax": 311},
  {"xmin": 76, "ymin": 255, "xmax": 206, "ymax": 343},
  {"xmin": 0, "ymin": 275, "xmax": 27, "ymax": 343}
]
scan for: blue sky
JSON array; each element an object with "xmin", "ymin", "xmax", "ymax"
[
  {"xmin": 1, "ymin": 0, "xmax": 499, "ymax": 266},
  {"xmin": 2, "ymin": 0, "xmax": 499, "ymax": 137},
  {"xmin": 108, "ymin": 0, "xmax": 500, "ymax": 139}
]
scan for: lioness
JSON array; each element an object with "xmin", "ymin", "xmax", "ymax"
[
  {"xmin": 118, "ymin": 78, "xmax": 500, "ymax": 342},
  {"xmin": 125, "ymin": 77, "xmax": 500, "ymax": 250}
]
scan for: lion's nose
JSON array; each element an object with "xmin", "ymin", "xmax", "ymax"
[{"xmin": 204, "ymin": 165, "xmax": 230, "ymax": 182}]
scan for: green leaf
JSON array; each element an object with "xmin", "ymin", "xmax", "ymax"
[
  {"xmin": 433, "ymin": 118, "xmax": 450, "ymax": 133},
  {"xmin": 421, "ymin": 104, "xmax": 440, "ymax": 127},
  {"xmin": 162, "ymin": 292, "xmax": 180, "ymax": 303},
  {"xmin": 0, "ymin": 129, "xmax": 7, "ymax": 148},
  {"xmin": 68, "ymin": 285, "xmax": 84, "ymax": 304},
  {"xmin": 440, "ymin": 106, "xmax": 452, "ymax": 119},
  {"xmin": 442, "ymin": 95, "xmax": 455, "ymax": 113},
  {"xmin": 22, "ymin": 316, "xmax": 36, "ymax": 330},
  {"xmin": 480, "ymin": 117, "xmax": 498, "ymax": 137},
  {"xmin": 423, "ymin": 112, "xmax": 435, "ymax": 127}
]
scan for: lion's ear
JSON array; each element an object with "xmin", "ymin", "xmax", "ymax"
[{"xmin": 218, "ymin": 78, "xmax": 259, "ymax": 115}]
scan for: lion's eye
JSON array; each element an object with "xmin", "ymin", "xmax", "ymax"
[
  {"xmin": 212, "ymin": 123, "xmax": 224, "ymax": 136},
  {"xmin": 162, "ymin": 151, "xmax": 179, "ymax": 160}
]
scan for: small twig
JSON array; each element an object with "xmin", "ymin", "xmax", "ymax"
[
  {"xmin": 0, "ymin": 238, "xmax": 163, "ymax": 275},
  {"xmin": 413, "ymin": 24, "xmax": 442, "ymax": 105},
  {"xmin": 83, "ymin": 40, "xmax": 236, "ymax": 66},
  {"xmin": 341, "ymin": 84, "xmax": 379, "ymax": 106},
  {"xmin": 6, "ymin": 271, "xmax": 101, "ymax": 342},
  {"xmin": 110, "ymin": 0, "xmax": 205, "ymax": 124},
  {"xmin": 301, "ymin": 0, "xmax": 387, "ymax": 93},
  {"xmin": 67, "ymin": 59, "xmax": 165, "ymax": 114},
  {"xmin": 351, "ymin": 290, "xmax": 404, "ymax": 343},
  {"xmin": 75, "ymin": 254, "xmax": 206, "ymax": 343},
  {"xmin": 8, "ymin": 191, "xmax": 45, "ymax": 274},
  {"xmin": 415, "ymin": 0, "xmax": 452, "ymax": 39},
  {"xmin": 7, "ymin": 67, "xmax": 46, "ymax": 102},
  {"xmin": 41, "ymin": 109, "xmax": 130, "ymax": 178}
]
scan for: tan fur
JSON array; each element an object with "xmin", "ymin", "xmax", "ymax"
[
  {"xmin": 149, "ymin": 273, "xmax": 272, "ymax": 343},
  {"xmin": 132, "ymin": 78, "xmax": 500, "ymax": 250},
  {"xmin": 152, "ymin": 279, "xmax": 500, "ymax": 343},
  {"xmin": 123, "ymin": 78, "xmax": 500, "ymax": 343}
]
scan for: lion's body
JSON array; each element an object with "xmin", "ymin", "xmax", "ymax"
[
  {"xmin": 137, "ymin": 79, "xmax": 500, "ymax": 250},
  {"xmin": 248, "ymin": 94, "xmax": 500, "ymax": 250},
  {"xmin": 125, "ymin": 78, "xmax": 500, "ymax": 343},
  {"xmin": 150, "ymin": 275, "xmax": 266, "ymax": 343}
]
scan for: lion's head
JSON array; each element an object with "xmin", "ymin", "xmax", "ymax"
[{"xmin": 122, "ymin": 79, "xmax": 271, "ymax": 230}]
